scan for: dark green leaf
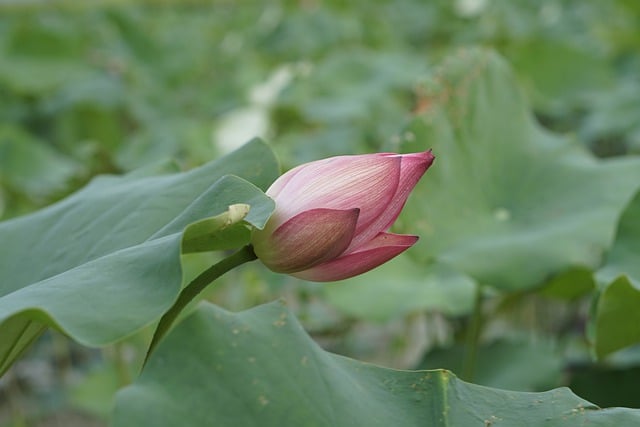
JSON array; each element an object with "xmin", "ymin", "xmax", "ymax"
[
  {"xmin": 569, "ymin": 364, "xmax": 640, "ymax": 409},
  {"xmin": 0, "ymin": 139, "xmax": 278, "ymax": 375},
  {"xmin": 113, "ymin": 301, "xmax": 640, "ymax": 426}
]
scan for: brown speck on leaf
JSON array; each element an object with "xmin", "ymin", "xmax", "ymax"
[
  {"xmin": 273, "ymin": 312, "xmax": 287, "ymax": 327},
  {"xmin": 484, "ymin": 415, "xmax": 499, "ymax": 426}
]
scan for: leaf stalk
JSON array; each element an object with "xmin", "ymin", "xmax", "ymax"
[{"xmin": 144, "ymin": 245, "xmax": 257, "ymax": 364}]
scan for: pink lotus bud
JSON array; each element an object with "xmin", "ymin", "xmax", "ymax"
[{"xmin": 251, "ymin": 150, "xmax": 435, "ymax": 282}]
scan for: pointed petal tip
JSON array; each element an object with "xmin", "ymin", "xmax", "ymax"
[
  {"xmin": 404, "ymin": 234, "xmax": 420, "ymax": 245},
  {"xmin": 407, "ymin": 149, "xmax": 435, "ymax": 164},
  {"xmin": 396, "ymin": 151, "xmax": 435, "ymax": 178}
]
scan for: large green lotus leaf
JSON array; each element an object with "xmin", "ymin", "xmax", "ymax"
[
  {"xmin": 0, "ymin": 139, "xmax": 278, "ymax": 376},
  {"xmin": 323, "ymin": 255, "xmax": 476, "ymax": 321},
  {"xmin": 113, "ymin": 301, "xmax": 640, "ymax": 426},
  {"xmin": 397, "ymin": 48, "xmax": 640, "ymax": 291}
]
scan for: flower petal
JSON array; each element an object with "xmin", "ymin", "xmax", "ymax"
[
  {"xmin": 265, "ymin": 163, "xmax": 306, "ymax": 199},
  {"xmin": 252, "ymin": 208, "xmax": 359, "ymax": 274},
  {"xmin": 292, "ymin": 232, "xmax": 418, "ymax": 282},
  {"xmin": 267, "ymin": 154, "xmax": 401, "ymax": 231},
  {"xmin": 345, "ymin": 150, "xmax": 434, "ymax": 252}
]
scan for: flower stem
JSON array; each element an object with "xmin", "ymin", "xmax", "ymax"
[
  {"xmin": 144, "ymin": 245, "xmax": 257, "ymax": 365},
  {"xmin": 461, "ymin": 283, "xmax": 483, "ymax": 382},
  {"xmin": 111, "ymin": 341, "xmax": 132, "ymax": 386}
]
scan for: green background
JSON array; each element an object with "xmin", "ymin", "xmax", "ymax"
[{"xmin": 1, "ymin": 0, "xmax": 640, "ymax": 425}]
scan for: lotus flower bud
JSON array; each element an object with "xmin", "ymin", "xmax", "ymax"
[{"xmin": 251, "ymin": 150, "xmax": 434, "ymax": 282}]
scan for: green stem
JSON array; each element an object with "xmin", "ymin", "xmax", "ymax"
[
  {"xmin": 111, "ymin": 341, "xmax": 131, "ymax": 387},
  {"xmin": 144, "ymin": 245, "xmax": 257, "ymax": 365},
  {"xmin": 461, "ymin": 284, "xmax": 483, "ymax": 382}
]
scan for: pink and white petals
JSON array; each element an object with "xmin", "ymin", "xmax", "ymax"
[
  {"xmin": 346, "ymin": 150, "xmax": 434, "ymax": 251},
  {"xmin": 267, "ymin": 155, "xmax": 402, "ymax": 230},
  {"xmin": 252, "ymin": 208, "xmax": 359, "ymax": 274},
  {"xmin": 292, "ymin": 233, "xmax": 419, "ymax": 282},
  {"xmin": 251, "ymin": 150, "xmax": 434, "ymax": 282}
]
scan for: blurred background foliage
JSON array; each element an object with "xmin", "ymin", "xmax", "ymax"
[{"xmin": 1, "ymin": 0, "xmax": 640, "ymax": 425}]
